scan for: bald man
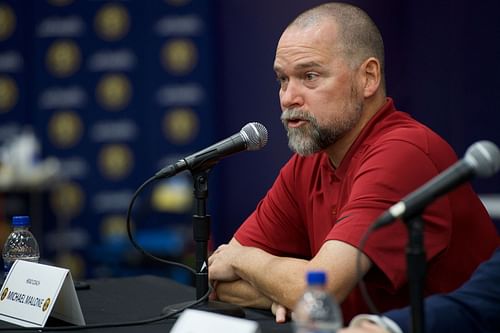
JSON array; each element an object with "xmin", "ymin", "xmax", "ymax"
[{"xmin": 208, "ymin": 2, "xmax": 498, "ymax": 322}]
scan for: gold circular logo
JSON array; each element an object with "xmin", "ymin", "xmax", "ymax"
[
  {"xmin": 1, "ymin": 288, "xmax": 8, "ymax": 301},
  {"xmin": 151, "ymin": 179, "xmax": 192, "ymax": 213},
  {"xmin": 163, "ymin": 108, "xmax": 199, "ymax": 144},
  {"xmin": 0, "ymin": 75, "xmax": 18, "ymax": 113},
  {"xmin": 94, "ymin": 3, "xmax": 130, "ymax": 41},
  {"xmin": 101, "ymin": 215, "xmax": 130, "ymax": 242},
  {"xmin": 98, "ymin": 144, "xmax": 133, "ymax": 181},
  {"xmin": 165, "ymin": 0, "xmax": 191, "ymax": 6},
  {"xmin": 161, "ymin": 39, "xmax": 198, "ymax": 75},
  {"xmin": 48, "ymin": 111, "xmax": 83, "ymax": 149},
  {"xmin": 96, "ymin": 74, "xmax": 131, "ymax": 111},
  {"xmin": 0, "ymin": 4, "xmax": 16, "ymax": 41},
  {"xmin": 50, "ymin": 181, "xmax": 85, "ymax": 220},
  {"xmin": 42, "ymin": 298, "xmax": 51, "ymax": 312},
  {"xmin": 46, "ymin": 40, "xmax": 81, "ymax": 78}
]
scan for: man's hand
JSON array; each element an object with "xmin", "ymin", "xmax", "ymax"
[
  {"xmin": 213, "ymin": 280, "xmax": 274, "ymax": 309},
  {"xmin": 208, "ymin": 242, "xmax": 243, "ymax": 282},
  {"xmin": 209, "ymin": 238, "xmax": 372, "ymax": 313}
]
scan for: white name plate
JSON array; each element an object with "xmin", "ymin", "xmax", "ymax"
[
  {"xmin": 0, "ymin": 260, "xmax": 85, "ymax": 328},
  {"xmin": 171, "ymin": 309, "xmax": 260, "ymax": 333}
]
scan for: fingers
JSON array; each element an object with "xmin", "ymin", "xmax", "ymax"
[
  {"xmin": 208, "ymin": 244, "xmax": 227, "ymax": 266},
  {"xmin": 209, "ymin": 279, "xmax": 218, "ymax": 289},
  {"xmin": 271, "ymin": 303, "xmax": 289, "ymax": 323},
  {"xmin": 214, "ymin": 244, "xmax": 227, "ymax": 254},
  {"xmin": 209, "ymin": 278, "xmax": 219, "ymax": 301},
  {"xmin": 271, "ymin": 302, "xmax": 278, "ymax": 315},
  {"xmin": 275, "ymin": 306, "xmax": 288, "ymax": 323}
]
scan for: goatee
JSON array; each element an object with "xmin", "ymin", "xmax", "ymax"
[{"xmin": 281, "ymin": 104, "xmax": 362, "ymax": 156}]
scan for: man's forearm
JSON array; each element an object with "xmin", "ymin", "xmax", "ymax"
[
  {"xmin": 209, "ymin": 239, "xmax": 372, "ymax": 312},
  {"xmin": 215, "ymin": 279, "xmax": 273, "ymax": 309},
  {"xmin": 231, "ymin": 247, "xmax": 308, "ymax": 309}
]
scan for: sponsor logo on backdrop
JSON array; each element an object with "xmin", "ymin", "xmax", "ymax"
[
  {"xmin": 90, "ymin": 119, "xmax": 138, "ymax": 142},
  {"xmin": 38, "ymin": 86, "xmax": 87, "ymax": 109},
  {"xmin": 92, "ymin": 190, "xmax": 134, "ymax": 213},
  {"xmin": 0, "ymin": 4, "xmax": 15, "ymax": 41},
  {"xmin": 96, "ymin": 74, "xmax": 131, "ymax": 111},
  {"xmin": 37, "ymin": 16, "xmax": 84, "ymax": 38},
  {"xmin": 163, "ymin": 108, "xmax": 199, "ymax": 144},
  {"xmin": 161, "ymin": 39, "xmax": 198, "ymax": 75},
  {"xmin": 94, "ymin": 3, "xmax": 130, "ymax": 41},
  {"xmin": 152, "ymin": 178, "xmax": 192, "ymax": 213},
  {"xmin": 88, "ymin": 49, "xmax": 136, "ymax": 72},
  {"xmin": 57, "ymin": 157, "xmax": 89, "ymax": 179},
  {"xmin": 0, "ymin": 51, "xmax": 23, "ymax": 72},
  {"xmin": 44, "ymin": 228, "xmax": 90, "ymax": 254},
  {"xmin": 98, "ymin": 144, "xmax": 133, "ymax": 181},
  {"xmin": 100, "ymin": 215, "xmax": 129, "ymax": 243},
  {"xmin": 154, "ymin": 15, "xmax": 203, "ymax": 36},
  {"xmin": 46, "ymin": 40, "xmax": 81, "ymax": 78},
  {"xmin": 48, "ymin": 111, "xmax": 83, "ymax": 149},
  {"xmin": 0, "ymin": 75, "xmax": 18, "ymax": 112},
  {"xmin": 50, "ymin": 181, "xmax": 85, "ymax": 220},
  {"xmin": 156, "ymin": 83, "xmax": 205, "ymax": 106}
]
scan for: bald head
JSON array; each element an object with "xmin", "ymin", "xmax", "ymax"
[{"xmin": 286, "ymin": 2, "xmax": 385, "ymax": 80}]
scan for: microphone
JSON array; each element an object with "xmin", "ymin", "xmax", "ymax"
[
  {"xmin": 155, "ymin": 122, "xmax": 268, "ymax": 178},
  {"xmin": 373, "ymin": 140, "xmax": 500, "ymax": 229}
]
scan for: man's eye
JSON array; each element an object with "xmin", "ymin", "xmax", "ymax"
[
  {"xmin": 305, "ymin": 73, "xmax": 318, "ymax": 80},
  {"xmin": 276, "ymin": 76, "xmax": 288, "ymax": 85}
]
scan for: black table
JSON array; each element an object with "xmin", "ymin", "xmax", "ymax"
[{"xmin": 0, "ymin": 275, "xmax": 294, "ymax": 332}]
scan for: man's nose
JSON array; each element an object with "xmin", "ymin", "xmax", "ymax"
[{"xmin": 280, "ymin": 79, "xmax": 304, "ymax": 109}]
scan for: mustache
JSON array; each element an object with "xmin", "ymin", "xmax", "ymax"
[{"xmin": 280, "ymin": 109, "xmax": 316, "ymax": 122}]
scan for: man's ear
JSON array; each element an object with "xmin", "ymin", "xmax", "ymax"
[{"xmin": 360, "ymin": 57, "xmax": 381, "ymax": 98}]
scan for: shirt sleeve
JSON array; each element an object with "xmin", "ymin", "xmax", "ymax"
[
  {"xmin": 327, "ymin": 139, "xmax": 453, "ymax": 291},
  {"xmin": 234, "ymin": 155, "xmax": 311, "ymax": 257}
]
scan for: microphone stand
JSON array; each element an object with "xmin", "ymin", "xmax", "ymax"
[
  {"xmin": 163, "ymin": 169, "xmax": 245, "ymax": 318},
  {"xmin": 403, "ymin": 214, "xmax": 426, "ymax": 333}
]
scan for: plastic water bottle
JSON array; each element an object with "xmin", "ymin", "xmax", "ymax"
[
  {"xmin": 293, "ymin": 271, "xmax": 343, "ymax": 333},
  {"xmin": 2, "ymin": 216, "xmax": 40, "ymax": 278}
]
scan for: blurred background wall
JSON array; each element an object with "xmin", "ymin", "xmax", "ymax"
[{"xmin": 0, "ymin": 0, "xmax": 499, "ymax": 282}]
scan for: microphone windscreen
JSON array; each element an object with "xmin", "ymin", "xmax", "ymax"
[
  {"xmin": 465, "ymin": 140, "xmax": 500, "ymax": 178},
  {"xmin": 241, "ymin": 122, "xmax": 268, "ymax": 151}
]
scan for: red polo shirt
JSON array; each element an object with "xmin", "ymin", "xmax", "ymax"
[{"xmin": 235, "ymin": 98, "xmax": 498, "ymax": 320}]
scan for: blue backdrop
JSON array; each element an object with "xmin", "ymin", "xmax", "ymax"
[{"xmin": 0, "ymin": 0, "xmax": 217, "ymax": 281}]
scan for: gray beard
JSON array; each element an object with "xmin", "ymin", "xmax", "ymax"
[{"xmin": 281, "ymin": 104, "xmax": 362, "ymax": 156}]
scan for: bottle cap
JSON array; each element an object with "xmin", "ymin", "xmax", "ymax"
[
  {"xmin": 12, "ymin": 216, "xmax": 30, "ymax": 227},
  {"xmin": 307, "ymin": 271, "xmax": 327, "ymax": 285}
]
